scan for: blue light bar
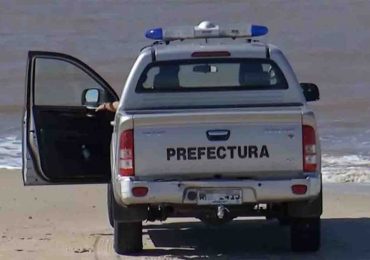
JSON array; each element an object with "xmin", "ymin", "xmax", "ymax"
[
  {"xmin": 251, "ymin": 25, "xmax": 268, "ymax": 37},
  {"xmin": 144, "ymin": 22, "xmax": 269, "ymax": 41},
  {"xmin": 145, "ymin": 28, "xmax": 163, "ymax": 40}
]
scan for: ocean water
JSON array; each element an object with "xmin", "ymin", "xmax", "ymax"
[
  {"xmin": 0, "ymin": 135, "xmax": 21, "ymax": 170},
  {"xmin": 0, "ymin": 0, "xmax": 369, "ymax": 182},
  {"xmin": 322, "ymin": 154, "xmax": 370, "ymax": 183}
]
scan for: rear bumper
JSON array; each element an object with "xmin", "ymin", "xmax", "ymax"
[{"xmin": 116, "ymin": 174, "xmax": 321, "ymax": 206}]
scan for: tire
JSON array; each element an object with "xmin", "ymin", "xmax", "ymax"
[
  {"xmin": 291, "ymin": 217, "xmax": 320, "ymax": 252},
  {"xmin": 114, "ymin": 221, "xmax": 143, "ymax": 254},
  {"xmin": 107, "ymin": 183, "xmax": 114, "ymax": 227}
]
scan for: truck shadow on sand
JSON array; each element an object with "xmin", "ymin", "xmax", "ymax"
[{"xmin": 137, "ymin": 218, "xmax": 370, "ymax": 259}]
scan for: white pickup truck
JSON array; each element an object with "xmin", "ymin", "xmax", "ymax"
[{"xmin": 23, "ymin": 22, "xmax": 322, "ymax": 255}]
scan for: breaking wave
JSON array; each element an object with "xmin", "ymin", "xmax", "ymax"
[
  {"xmin": 0, "ymin": 135, "xmax": 22, "ymax": 170},
  {"xmin": 322, "ymin": 154, "xmax": 370, "ymax": 183}
]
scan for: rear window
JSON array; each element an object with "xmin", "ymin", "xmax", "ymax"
[{"xmin": 136, "ymin": 59, "xmax": 288, "ymax": 92}]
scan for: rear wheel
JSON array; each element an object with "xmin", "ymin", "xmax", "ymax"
[
  {"xmin": 290, "ymin": 217, "xmax": 320, "ymax": 252},
  {"xmin": 114, "ymin": 221, "xmax": 143, "ymax": 255}
]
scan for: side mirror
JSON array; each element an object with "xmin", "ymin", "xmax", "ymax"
[
  {"xmin": 300, "ymin": 83, "xmax": 320, "ymax": 102},
  {"xmin": 82, "ymin": 88, "xmax": 100, "ymax": 108}
]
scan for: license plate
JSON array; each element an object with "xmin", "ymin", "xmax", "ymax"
[{"xmin": 197, "ymin": 189, "xmax": 242, "ymax": 205}]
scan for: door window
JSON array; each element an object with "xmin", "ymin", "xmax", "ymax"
[{"xmin": 34, "ymin": 58, "xmax": 104, "ymax": 106}]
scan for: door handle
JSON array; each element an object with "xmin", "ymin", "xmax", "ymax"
[
  {"xmin": 86, "ymin": 113, "xmax": 95, "ymax": 118},
  {"xmin": 206, "ymin": 129, "xmax": 230, "ymax": 141}
]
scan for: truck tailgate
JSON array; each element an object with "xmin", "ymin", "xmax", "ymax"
[{"xmin": 133, "ymin": 109, "xmax": 303, "ymax": 179}]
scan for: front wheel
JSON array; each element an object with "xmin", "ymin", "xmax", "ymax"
[
  {"xmin": 114, "ymin": 221, "xmax": 143, "ymax": 254},
  {"xmin": 290, "ymin": 217, "xmax": 320, "ymax": 252}
]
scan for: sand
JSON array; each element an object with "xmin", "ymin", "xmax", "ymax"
[{"xmin": 1, "ymin": 169, "xmax": 370, "ymax": 259}]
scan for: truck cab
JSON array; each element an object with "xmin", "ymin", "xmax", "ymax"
[{"xmin": 23, "ymin": 21, "xmax": 322, "ymax": 255}]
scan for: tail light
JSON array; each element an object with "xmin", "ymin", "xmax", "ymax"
[
  {"xmin": 302, "ymin": 125, "xmax": 316, "ymax": 172},
  {"xmin": 119, "ymin": 129, "xmax": 134, "ymax": 176}
]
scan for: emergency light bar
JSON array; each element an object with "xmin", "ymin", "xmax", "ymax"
[{"xmin": 145, "ymin": 21, "xmax": 268, "ymax": 41}]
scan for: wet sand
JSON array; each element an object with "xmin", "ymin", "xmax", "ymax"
[{"xmin": 1, "ymin": 170, "xmax": 370, "ymax": 259}]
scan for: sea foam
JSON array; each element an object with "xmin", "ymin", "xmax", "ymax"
[
  {"xmin": 0, "ymin": 135, "xmax": 22, "ymax": 170},
  {"xmin": 322, "ymin": 154, "xmax": 370, "ymax": 183}
]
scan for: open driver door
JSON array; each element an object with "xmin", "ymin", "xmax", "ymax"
[{"xmin": 23, "ymin": 51, "xmax": 118, "ymax": 185}]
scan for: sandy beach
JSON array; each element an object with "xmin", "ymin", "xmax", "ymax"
[{"xmin": 0, "ymin": 170, "xmax": 369, "ymax": 259}]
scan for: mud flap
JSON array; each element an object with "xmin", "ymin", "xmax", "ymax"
[
  {"xmin": 112, "ymin": 195, "xmax": 148, "ymax": 223},
  {"xmin": 287, "ymin": 191, "xmax": 323, "ymax": 218}
]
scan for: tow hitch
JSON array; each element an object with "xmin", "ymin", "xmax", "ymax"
[
  {"xmin": 147, "ymin": 205, "xmax": 173, "ymax": 222},
  {"xmin": 217, "ymin": 205, "xmax": 230, "ymax": 219}
]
